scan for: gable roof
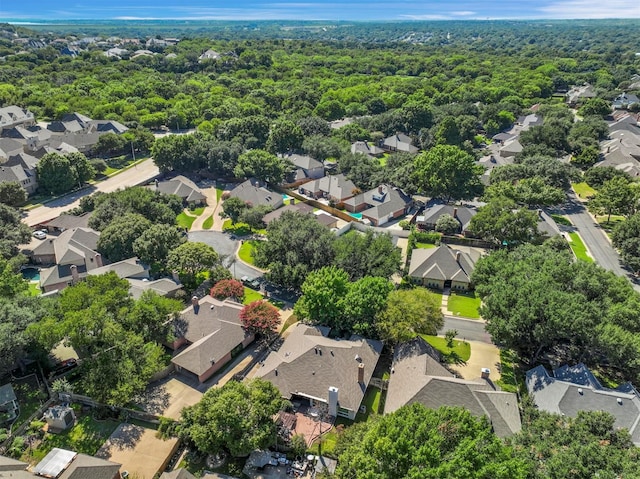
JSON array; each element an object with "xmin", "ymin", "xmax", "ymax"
[
  {"xmin": 351, "ymin": 141, "xmax": 385, "ymax": 157},
  {"xmin": 409, "ymin": 244, "xmax": 479, "ymax": 284},
  {"xmin": 305, "ymin": 174, "xmax": 357, "ymax": 201},
  {"xmin": 385, "ymin": 337, "xmax": 521, "ymax": 437},
  {"xmin": 284, "ymin": 154, "xmax": 323, "ymax": 171},
  {"xmin": 87, "ymin": 257, "xmax": 148, "ymax": 280},
  {"xmin": 127, "ymin": 277, "xmax": 182, "ymax": 299},
  {"xmin": 0, "ymin": 106, "xmax": 34, "ymax": 130},
  {"xmin": 154, "ymin": 176, "xmax": 206, "ymax": 203},
  {"xmin": 43, "ymin": 213, "xmax": 91, "ymax": 231},
  {"xmin": 0, "ymin": 455, "xmax": 28, "ymax": 471},
  {"xmin": 344, "ymin": 185, "xmax": 412, "ymax": 220},
  {"xmin": 418, "ymin": 204, "xmax": 477, "ymax": 231},
  {"xmin": 0, "ymin": 383, "xmax": 17, "ymax": 405},
  {"xmin": 229, "ymin": 179, "xmax": 284, "ymax": 209},
  {"xmin": 382, "ymin": 133, "xmax": 419, "ymax": 153},
  {"xmin": 32, "ymin": 228, "xmax": 100, "ymax": 265},
  {"xmin": 526, "ymin": 364, "xmax": 640, "ymax": 445},
  {"xmin": 255, "ymin": 323, "xmax": 383, "ymax": 414},
  {"xmin": 171, "ymin": 296, "xmax": 250, "ymax": 376},
  {"xmin": 263, "ymin": 202, "xmax": 314, "ymax": 225}
]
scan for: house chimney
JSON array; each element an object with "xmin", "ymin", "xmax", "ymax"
[
  {"xmin": 328, "ymin": 387, "xmax": 338, "ymax": 417},
  {"xmin": 70, "ymin": 264, "xmax": 79, "ymax": 283},
  {"xmin": 191, "ymin": 295, "xmax": 199, "ymax": 314},
  {"xmin": 537, "ymin": 208, "xmax": 543, "ymax": 218},
  {"xmin": 455, "ymin": 251, "xmax": 461, "ymax": 263},
  {"xmin": 357, "ymin": 363, "xmax": 365, "ymax": 383},
  {"xmin": 172, "ymin": 270, "xmax": 180, "ymax": 283},
  {"xmin": 94, "ymin": 253, "xmax": 103, "ymax": 267},
  {"xmin": 378, "ymin": 185, "xmax": 383, "ymax": 194},
  {"xmin": 453, "ymin": 207, "xmax": 458, "ymax": 218},
  {"xmin": 481, "ymin": 368, "xmax": 490, "ymax": 380}
]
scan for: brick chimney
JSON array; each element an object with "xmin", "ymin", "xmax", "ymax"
[
  {"xmin": 481, "ymin": 368, "xmax": 490, "ymax": 380},
  {"xmin": 378, "ymin": 185, "xmax": 383, "ymax": 194},
  {"xmin": 453, "ymin": 207, "xmax": 458, "ymax": 218},
  {"xmin": 357, "ymin": 363, "xmax": 365, "ymax": 384},
  {"xmin": 70, "ymin": 264, "xmax": 79, "ymax": 283},
  {"xmin": 94, "ymin": 253, "xmax": 103, "ymax": 267}
]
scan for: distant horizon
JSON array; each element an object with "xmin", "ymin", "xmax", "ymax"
[{"xmin": 3, "ymin": 1, "xmax": 640, "ymax": 22}]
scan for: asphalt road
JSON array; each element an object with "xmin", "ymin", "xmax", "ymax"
[
  {"xmin": 23, "ymin": 158, "xmax": 160, "ymax": 227},
  {"xmin": 558, "ymin": 193, "xmax": 640, "ymax": 291},
  {"xmin": 440, "ymin": 316, "xmax": 491, "ymax": 344}
]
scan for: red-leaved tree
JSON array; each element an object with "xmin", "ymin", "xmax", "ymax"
[
  {"xmin": 240, "ymin": 300, "xmax": 281, "ymax": 336},
  {"xmin": 210, "ymin": 279, "xmax": 244, "ymax": 301}
]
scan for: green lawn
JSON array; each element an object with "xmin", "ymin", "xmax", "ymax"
[
  {"xmin": 28, "ymin": 282, "xmax": 40, "ymax": 296},
  {"xmin": 308, "ymin": 428, "xmax": 339, "ymax": 457},
  {"xmin": 426, "ymin": 288, "xmax": 443, "ymax": 305},
  {"xmin": 189, "ymin": 206, "xmax": 206, "ymax": 216},
  {"xmin": 25, "ymin": 414, "xmax": 119, "ymax": 463},
  {"xmin": 280, "ymin": 314, "xmax": 298, "ymax": 333},
  {"xmin": 238, "ymin": 240, "xmax": 259, "ymax": 265},
  {"xmin": 496, "ymin": 349, "xmax": 519, "ymax": 393},
  {"xmin": 595, "ymin": 214, "xmax": 625, "ymax": 233},
  {"xmin": 176, "ymin": 212, "xmax": 197, "ymax": 230},
  {"xmin": 447, "ymin": 292, "xmax": 481, "ymax": 319},
  {"xmin": 416, "ymin": 242, "xmax": 437, "ymax": 249},
  {"xmin": 572, "ymin": 182, "xmax": 597, "ymax": 200},
  {"xmin": 202, "ymin": 215, "xmax": 214, "ymax": 229},
  {"xmin": 243, "ymin": 287, "xmax": 263, "ymax": 305},
  {"xmin": 568, "ymin": 232, "xmax": 593, "ymax": 262},
  {"xmin": 354, "ymin": 386, "xmax": 382, "ymax": 423},
  {"xmin": 215, "ymin": 187, "xmax": 224, "ymax": 203},
  {"xmin": 379, "ymin": 153, "xmax": 389, "ymax": 166},
  {"xmin": 551, "ymin": 214, "xmax": 572, "ymax": 226},
  {"xmin": 222, "ymin": 220, "xmax": 266, "ymax": 236},
  {"xmin": 422, "ymin": 335, "xmax": 471, "ymax": 363}
]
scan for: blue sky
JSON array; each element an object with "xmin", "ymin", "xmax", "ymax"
[{"xmin": 3, "ymin": 0, "xmax": 640, "ymax": 21}]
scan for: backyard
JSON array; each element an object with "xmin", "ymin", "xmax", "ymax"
[
  {"xmin": 447, "ymin": 292, "xmax": 482, "ymax": 319},
  {"xmin": 421, "ymin": 335, "xmax": 471, "ymax": 364},
  {"xmin": 415, "ymin": 242, "xmax": 437, "ymax": 249},
  {"xmin": 567, "ymin": 232, "xmax": 593, "ymax": 262}
]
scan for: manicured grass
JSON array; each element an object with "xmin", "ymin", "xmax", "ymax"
[
  {"xmin": 572, "ymin": 182, "xmax": 597, "ymax": 200},
  {"xmin": 12, "ymin": 381, "xmax": 47, "ymax": 431},
  {"xmin": 25, "ymin": 414, "xmax": 119, "ymax": 463},
  {"xmin": 243, "ymin": 287, "xmax": 263, "ymax": 305},
  {"xmin": 189, "ymin": 206, "xmax": 206, "ymax": 216},
  {"xmin": 416, "ymin": 242, "xmax": 437, "ymax": 249},
  {"xmin": 596, "ymin": 214, "xmax": 625, "ymax": 233},
  {"xmin": 238, "ymin": 240, "xmax": 259, "ymax": 265},
  {"xmin": 426, "ymin": 288, "xmax": 443, "ymax": 305},
  {"xmin": 222, "ymin": 220, "xmax": 266, "ymax": 236},
  {"xmin": 567, "ymin": 232, "xmax": 593, "ymax": 262},
  {"xmin": 28, "ymin": 282, "xmax": 40, "ymax": 296},
  {"xmin": 308, "ymin": 428, "xmax": 339, "ymax": 457},
  {"xmin": 551, "ymin": 214, "xmax": 572, "ymax": 226},
  {"xmin": 202, "ymin": 215, "xmax": 214, "ymax": 229},
  {"xmin": 496, "ymin": 349, "xmax": 519, "ymax": 393},
  {"xmin": 422, "ymin": 335, "xmax": 471, "ymax": 363},
  {"xmin": 280, "ymin": 314, "xmax": 298, "ymax": 333},
  {"xmin": 215, "ymin": 187, "xmax": 224, "ymax": 203},
  {"xmin": 176, "ymin": 212, "xmax": 197, "ymax": 230},
  {"xmin": 447, "ymin": 292, "xmax": 481, "ymax": 319},
  {"xmin": 354, "ymin": 386, "xmax": 382, "ymax": 423},
  {"xmin": 379, "ymin": 153, "xmax": 389, "ymax": 166}
]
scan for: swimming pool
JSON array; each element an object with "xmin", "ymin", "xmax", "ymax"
[
  {"xmin": 349, "ymin": 212, "xmax": 363, "ymax": 220},
  {"xmin": 282, "ymin": 194, "xmax": 292, "ymax": 201},
  {"xmin": 22, "ymin": 267, "xmax": 40, "ymax": 281}
]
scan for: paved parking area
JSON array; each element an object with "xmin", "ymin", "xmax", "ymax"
[
  {"xmin": 96, "ymin": 423, "xmax": 179, "ymax": 479},
  {"xmin": 141, "ymin": 377, "xmax": 203, "ymax": 420}
]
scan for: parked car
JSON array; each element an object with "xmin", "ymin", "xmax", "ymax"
[
  {"xmin": 54, "ymin": 358, "xmax": 78, "ymax": 374},
  {"xmin": 33, "ymin": 230, "xmax": 46, "ymax": 240}
]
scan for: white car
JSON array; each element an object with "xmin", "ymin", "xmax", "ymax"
[{"xmin": 33, "ymin": 230, "xmax": 46, "ymax": 240}]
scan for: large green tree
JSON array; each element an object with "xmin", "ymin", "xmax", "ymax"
[
  {"xmin": 266, "ymin": 119, "xmax": 304, "ymax": 154},
  {"xmin": 233, "ymin": 149, "xmax": 288, "ymax": 184},
  {"xmin": 0, "ymin": 203, "xmax": 31, "ymax": 260},
  {"xmin": 166, "ymin": 241, "xmax": 219, "ymax": 288},
  {"xmin": 334, "ymin": 404, "xmax": 530, "ymax": 479},
  {"xmin": 0, "ymin": 181, "xmax": 27, "ymax": 206},
  {"xmin": 132, "ymin": 223, "xmax": 186, "ymax": 271},
  {"xmin": 97, "ymin": 213, "xmax": 153, "ymax": 262},
  {"xmin": 469, "ymin": 197, "xmax": 542, "ymax": 246},
  {"xmin": 588, "ymin": 176, "xmax": 636, "ymax": 221},
  {"xmin": 333, "ymin": 230, "xmax": 401, "ymax": 281},
  {"xmin": 484, "ymin": 177, "xmax": 565, "ymax": 207},
  {"xmin": 178, "ymin": 379, "xmax": 285, "ymax": 457},
  {"xmin": 413, "ymin": 145, "xmax": 484, "ymax": 201},
  {"xmin": 612, "ymin": 212, "xmax": 640, "ymax": 274},
  {"xmin": 376, "ymin": 287, "xmax": 443, "ymax": 343}
]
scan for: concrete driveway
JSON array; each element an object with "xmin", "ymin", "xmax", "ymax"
[
  {"xmin": 141, "ymin": 376, "xmax": 203, "ymax": 420},
  {"xmin": 447, "ymin": 340, "xmax": 502, "ymax": 383}
]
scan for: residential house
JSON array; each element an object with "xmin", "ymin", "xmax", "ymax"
[
  {"xmin": 408, "ymin": 244, "xmax": 480, "ymax": 291},
  {"xmin": 3, "ymin": 152, "xmax": 39, "ymax": 193},
  {"xmin": 153, "ymin": 176, "xmax": 207, "ymax": 205},
  {"xmin": 381, "ymin": 133, "xmax": 419, "ymax": 154},
  {"xmin": 199, "ymin": 49, "xmax": 221, "ymax": 61},
  {"xmin": 24, "ymin": 448, "xmax": 122, "ymax": 479},
  {"xmin": 526, "ymin": 363, "xmax": 640, "ymax": 445},
  {"xmin": 299, "ymin": 174, "xmax": 357, "ymax": 203},
  {"xmin": 612, "ymin": 92, "xmax": 640, "ymax": 110},
  {"xmin": 40, "ymin": 213, "xmax": 92, "ymax": 234},
  {"xmin": 263, "ymin": 202, "xmax": 314, "ymax": 225},
  {"xmin": 343, "ymin": 184, "xmax": 413, "ymax": 226},
  {"xmin": 228, "ymin": 179, "xmax": 284, "ymax": 209},
  {"xmin": 315, "ymin": 212, "xmax": 339, "ymax": 229},
  {"xmin": 0, "ymin": 164, "xmax": 35, "ymax": 194},
  {"xmin": 385, "ymin": 337, "xmax": 521, "ymax": 438},
  {"xmin": 566, "ymin": 84, "xmax": 597, "ymax": 107},
  {"xmin": 283, "ymin": 154, "xmax": 325, "ymax": 182},
  {"xmin": 0, "ymin": 106, "xmax": 34, "ymax": 133},
  {"xmin": 255, "ymin": 323, "xmax": 383, "ymax": 420},
  {"xmin": 169, "ymin": 296, "xmax": 255, "ymax": 383},
  {"xmin": 417, "ymin": 204, "xmax": 477, "ymax": 235},
  {"xmin": 350, "ymin": 141, "xmax": 385, "ymax": 159},
  {"xmin": 499, "ymin": 138, "xmax": 523, "ymax": 158},
  {"xmin": 32, "ymin": 227, "xmax": 102, "ymax": 293},
  {"xmin": 596, "ymin": 115, "xmax": 640, "ymax": 177},
  {"xmin": 104, "ymin": 47, "xmax": 129, "ymax": 59},
  {"xmin": 0, "ymin": 384, "xmax": 18, "ymax": 424}
]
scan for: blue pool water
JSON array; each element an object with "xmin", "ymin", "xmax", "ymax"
[
  {"xmin": 282, "ymin": 194, "xmax": 292, "ymax": 201},
  {"xmin": 22, "ymin": 267, "xmax": 40, "ymax": 281},
  {"xmin": 349, "ymin": 212, "xmax": 363, "ymax": 219}
]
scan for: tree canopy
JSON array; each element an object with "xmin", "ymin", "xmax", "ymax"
[
  {"xmin": 469, "ymin": 197, "xmax": 542, "ymax": 246},
  {"xmin": 376, "ymin": 287, "xmax": 443, "ymax": 343},
  {"xmin": 166, "ymin": 241, "xmax": 219, "ymax": 288},
  {"xmin": 0, "ymin": 204, "xmax": 31, "ymax": 260}
]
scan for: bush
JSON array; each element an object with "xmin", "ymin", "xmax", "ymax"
[
  {"xmin": 90, "ymin": 159, "xmax": 108, "ymax": 174},
  {"xmin": 413, "ymin": 231, "xmax": 441, "ymax": 244},
  {"xmin": 399, "ymin": 220, "xmax": 411, "ymax": 230}
]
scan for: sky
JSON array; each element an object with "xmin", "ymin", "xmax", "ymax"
[{"xmin": 3, "ymin": 0, "xmax": 640, "ymax": 21}]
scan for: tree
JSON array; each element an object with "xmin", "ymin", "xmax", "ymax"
[
  {"xmin": 221, "ymin": 197, "xmax": 248, "ymax": 224},
  {"xmin": 167, "ymin": 242, "xmax": 219, "ymax": 288},
  {"xmin": 469, "ymin": 197, "xmax": 541, "ymax": 246},
  {"xmin": 239, "ymin": 205, "xmax": 272, "ymax": 232},
  {"xmin": 95, "ymin": 133, "xmax": 127, "ymax": 157},
  {"xmin": 255, "ymin": 211, "xmax": 336, "ymax": 289},
  {"xmin": 294, "ymin": 266, "xmax": 349, "ymax": 330},
  {"xmin": 240, "ymin": 300, "xmax": 281, "ymax": 336},
  {"xmin": 333, "ymin": 230, "xmax": 401, "ymax": 281},
  {"xmin": 233, "ymin": 149, "xmax": 288, "ymax": 183},
  {"xmin": 343, "ymin": 276, "xmax": 394, "ymax": 336},
  {"xmin": 485, "ymin": 177, "xmax": 565, "ymax": 207},
  {"xmin": 0, "ymin": 204, "xmax": 31, "ymax": 260},
  {"xmin": 132, "ymin": 223, "xmax": 185, "ymax": 271},
  {"xmin": 0, "ymin": 256, "xmax": 28, "ymax": 298},
  {"xmin": 266, "ymin": 119, "xmax": 304, "ymax": 154},
  {"xmin": 413, "ymin": 145, "xmax": 484, "ymax": 201},
  {"xmin": 511, "ymin": 406, "xmax": 640, "ymax": 479},
  {"xmin": 36, "ymin": 152, "xmax": 76, "ymax": 195},
  {"xmin": 210, "ymin": 279, "xmax": 244, "ymax": 301},
  {"xmin": 178, "ymin": 379, "xmax": 285, "ymax": 457},
  {"xmin": 445, "ymin": 329, "xmax": 458, "ymax": 348},
  {"xmin": 376, "ymin": 288, "xmax": 443, "ymax": 343},
  {"xmin": 435, "ymin": 214, "xmax": 460, "ymax": 234},
  {"xmin": 334, "ymin": 404, "xmax": 530, "ymax": 479},
  {"xmin": 0, "ymin": 182, "xmax": 27, "ymax": 206},
  {"xmin": 578, "ymin": 97, "xmax": 612, "ymax": 117},
  {"xmin": 612, "ymin": 213, "xmax": 640, "ymax": 273},
  {"xmin": 588, "ymin": 176, "xmax": 635, "ymax": 221},
  {"xmin": 584, "ymin": 166, "xmax": 631, "ymax": 189},
  {"xmin": 97, "ymin": 213, "xmax": 153, "ymax": 262},
  {"xmin": 490, "ymin": 155, "xmax": 577, "ymax": 189}
]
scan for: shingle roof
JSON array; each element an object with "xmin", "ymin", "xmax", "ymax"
[
  {"xmin": 154, "ymin": 176, "xmax": 206, "ymax": 203},
  {"xmin": 44, "ymin": 213, "xmax": 91, "ymax": 231},
  {"xmin": 304, "ymin": 174, "xmax": 357, "ymax": 201},
  {"xmin": 87, "ymin": 257, "xmax": 148, "ymax": 280},
  {"xmin": 263, "ymin": 203, "xmax": 314, "ymax": 224},
  {"xmin": 409, "ymin": 245, "xmax": 479, "ymax": 285},
  {"xmin": 0, "ymin": 164, "xmax": 28, "ymax": 183},
  {"xmin": 171, "ymin": 296, "xmax": 250, "ymax": 376},
  {"xmin": 127, "ymin": 278, "xmax": 182, "ymax": 299},
  {"xmin": 0, "ymin": 455, "xmax": 28, "ymax": 471},
  {"xmin": 350, "ymin": 141, "xmax": 385, "ymax": 156},
  {"xmin": 382, "ymin": 133, "xmax": 419, "ymax": 153},
  {"xmin": 0, "ymin": 383, "xmax": 17, "ymax": 405},
  {"xmin": 229, "ymin": 179, "xmax": 284, "ymax": 209},
  {"xmin": 526, "ymin": 364, "xmax": 640, "ymax": 445},
  {"xmin": 385, "ymin": 337, "xmax": 521, "ymax": 438},
  {"xmin": 255, "ymin": 323, "xmax": 383, "ymax": 415},
  {"xmin": 284, "ymin": 154, "xmax": 323, "ymax": 171},
  {"xmin": 0, "ymin": 106, "xmax": 34, "ymax": 130},
  {"xmin": 418, "ymin": 204, "xmax": 477, "ymax": 231},
  {"xmin": 32, "ymin": 228, "xmax": 100, "ymax": 266}
]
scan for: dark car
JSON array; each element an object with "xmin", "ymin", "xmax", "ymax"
[{"xmin": 54, "ymin": 358, "xmax": 78, "ymax": 374}]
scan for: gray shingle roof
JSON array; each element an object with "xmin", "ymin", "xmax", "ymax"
[
  {"xmin": 44, "ymin": 213, "xmax": 91, "ymax": 231},
  {"xmin": 229, "ymin": 179, "xmax": 284, "ymax": 209},
  {"xmin": 382, "ymin": 133, "xmax": 419, "ymax": 153},
  {"xmin": 344, "ymin": 185, "xmax": 412, "ymax": 222},
  {"xmin": 304, "ymin": 174, "xmax": 357, "ymax": 201},
  {"xmin": 154, "ymin": 176, "xmax": 206, "ymax": 203},
  {"xmin": 526, "ymin": 364, "xmax": 640, "ymax": 445},
  {"xmin": 418, "ymin": 204, "xmax": 477, "ymax": 232},
  {"xmin": 263, "ymin": 202, "xmax": 314, "ymax": 224},
  {"xmin": 0, "ymin": 455, "xmax": 28, "ymax": 471},
  {"xmin": 127, "ymin": 278, "xmax": 182, "ymax": 299},
  {"xmin": 409, "ymin": 245, "xmax": 479, "ymax": 285},
  {"xmin": 87, "ymin": 257, "xmax": 148, "ymax": 280},
  {"xmin": 255, "ymin": 323, "xmax": 383, "ymax": 415},
  {"xmin": 284, "ymin": 154, "xmax": 323, "ymax": 171},
  {"xmin": 351, "ymin": 141, "xmax": 385, "ymax": 157},
  {"xmin": 385, "ymin": 337, "xmax": 521, "ymax": 438}
]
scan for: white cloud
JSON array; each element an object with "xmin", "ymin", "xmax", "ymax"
[
  {"xmin": 540, "ymin": 0, "xmax": 640, "ymax": 18},
  {"xmin": 451, "ymin": 11, "xmax": 475, "ymax": 16}
]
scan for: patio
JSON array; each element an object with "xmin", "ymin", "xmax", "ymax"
[{"xmin": 277, "ymin": 405, "xmax": 333, "ymax": 447}]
